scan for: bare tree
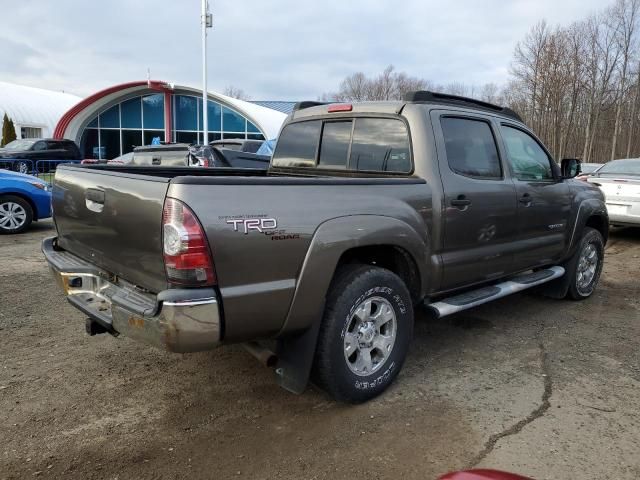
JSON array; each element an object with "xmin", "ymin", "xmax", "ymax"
[
  {"xmin": 223, "ymin": 86, "xmax": 251, "ymax": 101},
  {"xmin": 610, "ymin": 0, "xmax": 640, "ymax": 160},
  {"xmin": 322, "ymin": 65, "xmax": 431, "ymax": 101}
]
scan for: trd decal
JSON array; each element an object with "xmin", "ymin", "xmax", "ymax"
[{"xmin": 226, "ymin": 217, "xmax": 277, "ymax": 234}]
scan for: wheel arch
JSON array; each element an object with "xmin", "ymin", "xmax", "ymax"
[
  {"xmin": 336, "ymin": 244, "xmax": 422, "ymax": 303},
  {"xmin": 281, "ymin": 215, "xmax": 428, "ymax": 336},
  {"xmin": 273, "ymin": 215, "xmax": 429, "ymax": 395},
  {"xmin": 567, "ymin": 199, "xmax": 609, "ymax": 257},
  {"xmin": 584, "ymin": 214, "xmax": 609, "ymax": 245}
]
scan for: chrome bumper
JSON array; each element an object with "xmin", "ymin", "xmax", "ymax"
[{"xmin": 42, "ymin": 237, "xmax": 222, "ymax": 353}]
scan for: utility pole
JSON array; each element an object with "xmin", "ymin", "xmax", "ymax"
[{"xmin": 201, "ymin": 0, "xmax": 212, "ymax": 145}]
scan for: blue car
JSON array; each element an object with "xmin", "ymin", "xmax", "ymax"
[{"xmin": 0, "ymin": 169, "xmax": 52, "ymax": 233}]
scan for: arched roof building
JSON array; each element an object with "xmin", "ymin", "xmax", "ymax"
[
  {"xmin": 0, "ymin": 81, "xmax": 81, "ymax": 141},
  {"xmin": 53, "ymin": 80, "xmax": 288, "ymax": 160}
]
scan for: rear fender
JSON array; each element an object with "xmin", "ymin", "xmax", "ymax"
[{"xmin": 274, "ymin": 215, "xmax": 428, "ymax": 393}]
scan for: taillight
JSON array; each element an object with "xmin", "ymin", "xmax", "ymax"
[{"xmin": 162, "ymin": 198, "xmax": 216, "ymax": 286}]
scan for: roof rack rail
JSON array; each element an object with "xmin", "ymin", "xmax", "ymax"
[
  {"xmin": 293, "ymin": 101, "xmax": 329, "ymax": 112},
  {"xmin": 403, "ymin": 90, "xmax": 523, "ymax": 122}
]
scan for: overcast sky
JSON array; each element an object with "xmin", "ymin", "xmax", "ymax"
[{"xmin": 0, "ymin": 0, "xmax": 609, "ymax": 100}]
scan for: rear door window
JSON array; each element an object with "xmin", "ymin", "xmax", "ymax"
[
  {"xmin": 272, "ymin": 120, "xmax": 321, "ymax": 168},
  {"xmin": 318, "ymin": 121, "xmax": 352, "ymax": 169},
  {"xmin": 349, "ymin": 118, "xmax": 411, "ymax": 172},
  {"xmin": 441, "ymin": 117, "xmax": 502, "ymax": 179}
]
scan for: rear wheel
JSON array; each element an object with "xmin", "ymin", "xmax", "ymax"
[
  {"xmin": 313, "ymin": 264, "xmax": 413, "ymax": 403},
  {"xmin": 565, "ymin": 227, "xmax": 604, "ymax": 300},
  {"xmin": 0, "ymin": 195, "xmax": 33, "ymax": 234}
]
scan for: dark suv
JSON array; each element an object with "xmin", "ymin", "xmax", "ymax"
[{"xmin": 0, "ymin": 138, "xmax": 82, "ymax": 173}]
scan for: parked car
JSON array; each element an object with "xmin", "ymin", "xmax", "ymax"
[
  {"xmin": 0, "ymin": 169, "xmax": 51, "ymax": 233},
  {"xmin": 576, "ymin": 162, "xmax": 603, "ymax": 181},
  {"xmin": 42, "ymin": 90, "xmax": 608, "ymax": 403},
  {"xmin": 587, "ymin": 158, "xmax": 640, "ymax": 226},
  {"xmin": 0, "ymin": 138, "xmax": 82, "ymax": 174},
  {"xmin": 210, "ymin": 139, "xmax": 264, "ymax": 153}
]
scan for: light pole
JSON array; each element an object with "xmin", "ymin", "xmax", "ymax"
[{"xmin": 201, "ymin": 0, "xmax": 212, "ymax": 145}]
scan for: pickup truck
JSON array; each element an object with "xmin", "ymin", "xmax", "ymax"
[
  {"xmin": 108, "ymin": 143, "xmax": 271, "ymax": 170},
  {"xmin": 43, "ymin": 91, "xmax": 609, "ymax": 403}
]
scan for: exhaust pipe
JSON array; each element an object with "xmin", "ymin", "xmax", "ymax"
[{"xmin": 243, "ymin": 341, "xmax": 278, "ymax": 368}]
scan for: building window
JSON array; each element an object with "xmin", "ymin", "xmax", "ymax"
[
  {"xmin": 142, "ymin": 94, "xmax": 164, "ymax": 129},
  {"xmin": 172, "ymin": 94, "xmax": 263, "ymax": 144},
  {"xmin": 79, "ymin": 93, "xmax": 265, "ymax": 160},
  {"xmin": 222, "ymin": 106, "xmax": 246, "ymax": 133},
  {"xmin": 99, "ymin": 105, "xmax": 119, "ymax": 129},
  {"xmin": 121, "ymin": 97, "xmax": 142, "ymax": 129},
  {"xmin": 20, "ymin": 127, "xmax": 42, "ymax": 139},
  {"xmin": 175, "ymin": 95, "xmax": 198, "ymax": 131},
  {"xmin": 121, "ymin": 129, "xmax": 142, "ymax": 154}
]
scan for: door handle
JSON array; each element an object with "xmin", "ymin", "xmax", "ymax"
[
  {"xmin": 519, "ymin": 193, "xmax": 532, "ymax": 206},
  {"xmin": 85, "ymin": 188, "xmax": 105, "ymax": 204},
  {"xmin": 85, "ymin": 188, "xmax": 105, "ymax": 213},
  {"xmin": 451, "ymin": 196, "xmax": 472, "ymax": 209}
]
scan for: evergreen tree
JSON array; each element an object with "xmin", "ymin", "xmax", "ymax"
[{"xmin": 1, "ymin": 113, "xmax": 17, "ymax": 147}]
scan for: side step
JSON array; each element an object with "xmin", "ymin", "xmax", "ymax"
[{"xmin": 426, "ymin": 266, "xmax": 565, "ymax": 318}]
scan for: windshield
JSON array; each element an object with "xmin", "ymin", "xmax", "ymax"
[
  {"xmin": 3, "ymin": 139, "xmax": 36, "ymax": 150},
  {"xmin": 597, "ymin": 159, "xmax": 640, "ymax": 176},
  {"xmin": 580, "ymin": 163, "xmax": 602, "ymax": 174}
]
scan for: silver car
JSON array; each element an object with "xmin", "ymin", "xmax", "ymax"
[{"xmin": 588, "ymin": 159, "xmax": 640, "ymax": 226}]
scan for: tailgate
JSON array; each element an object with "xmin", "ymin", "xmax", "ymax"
[{"xmin": 53, "ymin": 166, "xmax": 170, "ymax": 293}]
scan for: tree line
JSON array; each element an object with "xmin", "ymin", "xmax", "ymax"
[{"xmin": 320, "ymin": 0, "xmax": 640, "ymax": 163}]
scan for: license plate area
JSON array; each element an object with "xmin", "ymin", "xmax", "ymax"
[{"xmin": 606, "ymin": 203, "xmax": 629, "ymax": 216}]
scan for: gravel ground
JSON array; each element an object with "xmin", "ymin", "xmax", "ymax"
[{"xmin": 1, "ymin": 221, "xmax": 639, "ymax": 480}]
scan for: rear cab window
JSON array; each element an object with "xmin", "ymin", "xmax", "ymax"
[
  {"xmin": 272, "ymin": 121, "xmax": 322, "ymax": 168},
  {"xmin": 272, "ymin": 116, "xmax": 411, "ymax": 174}
]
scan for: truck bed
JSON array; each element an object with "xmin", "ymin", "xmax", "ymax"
[{"xmin": 52, "ymin": 164, "xmax": 429, "ymax": 341}]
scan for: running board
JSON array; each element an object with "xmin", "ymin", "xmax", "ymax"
[{"xmin": 426, "ymin": 266, "xmax": 565, "ymax": 318}]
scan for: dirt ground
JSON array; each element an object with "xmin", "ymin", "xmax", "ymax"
[{"xmin": 1, "ymin": 221, "xmax": 639, "ymax": 480}]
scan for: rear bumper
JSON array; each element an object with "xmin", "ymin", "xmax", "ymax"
[
  {"xmin": 42, "ymin": 236, "xmax": 222, "ymax": 352},
  {"xmin": 606, "ymin": 201, "xmax": 640, "ymax": 226}
]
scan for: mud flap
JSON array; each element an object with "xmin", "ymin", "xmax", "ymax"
[
  {"xmin": 274, "ymin": 318, "xmax": 322, "ymax": 394},
  {"xmin": 534, "ymin": 273, "xmax": 570, "ymax": 299}
]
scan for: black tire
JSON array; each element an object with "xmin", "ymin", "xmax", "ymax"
[
  {"xmin": 0, "ymin": 195, "xmax": 33, "ymax": 234},
  {"xmin": 565, "ymin": 227, "xmax": 604, "ymax": 300},
  {"xmin": 313, "ymin": 264, "xmax": 414, "ymax": 403}
]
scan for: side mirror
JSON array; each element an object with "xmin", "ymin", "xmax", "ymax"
[{"xmin": 561, "ymin": 158, "xmax": 581, "ymax": 179}]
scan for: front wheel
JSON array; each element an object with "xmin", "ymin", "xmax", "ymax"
[
  {"xmin": 313, "ymin": 264, "xmax": 413, "ymax": 403},
  {"xmin": 0, "ymin": 195, "xmax": 33, "ymax": 234},
  {"xmin": 12, "ymin": 160, "xmax": 31, "ymax": 174},
  {"xmin": 565, "ymin": 227, "xmax": 604, "ymax": 300}
]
